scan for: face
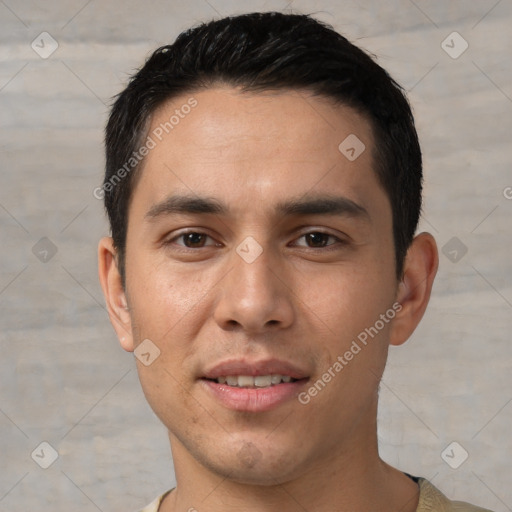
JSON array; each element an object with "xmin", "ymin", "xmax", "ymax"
[{"xmin": 111, "ymin": 87, "xmax": 402, "ymax": 484}]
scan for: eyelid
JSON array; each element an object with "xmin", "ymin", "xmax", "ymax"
[
  {"xmin": 164, "ymin": 229, "xmax": 221, "ymax": 248},
  {"xmin": 291, "ymin": 229, "xmax": 346, "ymax": 248}
]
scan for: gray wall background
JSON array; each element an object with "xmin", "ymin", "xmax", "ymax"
[{"xmin": 1, "ymin": 1, "xmax": 511, "ymax": 510}]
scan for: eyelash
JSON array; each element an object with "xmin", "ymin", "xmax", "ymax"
[{"xmin": 164, "ymin": 230, "xmax": 346, "ymax": 251}]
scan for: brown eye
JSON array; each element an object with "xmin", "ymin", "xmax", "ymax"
[
  {"xmin": 164, "ymin": 230, "xmax": 222, "ymax": 253},
  {"xmin": 181, "ymin": 232, "xmax": 208, "ymax": 248},
  {"xmin": 304, "ymin": 232, "xmax": 331, "ymax": 247},
  {"xmin": 294, "ymin": 231, "xmax": 340, "ymax": 248}
]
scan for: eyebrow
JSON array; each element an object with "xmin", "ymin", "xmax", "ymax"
[
  {"xmin": 145, "ymin": 194, "xmax": 369, "ymax": 221},
  {"xmin": 145, "ymin": 195, "xmax": 227, "ymax": 219},
  {"xmin": 276, "ymin": 195, "xmax": 369, "ymax": 219}
]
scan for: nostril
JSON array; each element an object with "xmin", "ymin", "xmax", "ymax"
[{"xmin": 225, "ymin": 319, "xmax": 240, "ymax": 329}]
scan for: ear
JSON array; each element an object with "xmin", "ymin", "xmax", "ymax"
[
  {"xmin": 389, "ymin": 232, "xmax": 439, "ymax": 346},
  {"xmin": 98, "ymin": 237, "xmax": 134, "ymax": 352}
]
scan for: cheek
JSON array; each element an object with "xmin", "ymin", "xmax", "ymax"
[
  {"xmin": 126, "ymin": 251, "xmax": 210, "ymax": 340},
  {"xmin": 295, "ymin": 262, "xmax": 393, "ymax": 342},
  {"xmin": 293, "ymin": 261, "xmax": 396, "ymax": 410},
  {"xmin": 136, "ymin": 360, "xmax": 201, "ymax": 432}
]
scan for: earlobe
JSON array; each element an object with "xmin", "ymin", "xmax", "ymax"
[
  {"xmin": 97, "ymin": 237, "xmax": 135, "ymax": 352},
  {"xmin": 389, "ymin": 232, "xmax": 439, "ymax": 347}
]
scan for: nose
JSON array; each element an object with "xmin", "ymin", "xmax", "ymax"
[{"xmin": 213, "ymin": 242, "xmax": 295, "ymax": 334}]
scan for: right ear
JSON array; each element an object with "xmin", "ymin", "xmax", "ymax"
[{"xmin": 98, "ymin": 237, "xmax": 134, "ymax": 352}]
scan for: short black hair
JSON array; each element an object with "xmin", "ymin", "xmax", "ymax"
[{"xmin": 103, "ymin": 11, "xmax": 422, "ymax": 283}]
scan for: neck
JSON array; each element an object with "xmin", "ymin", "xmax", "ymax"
[{"xmin": 159, "ymin": 414, "xmax": 419, "ymax": 512}]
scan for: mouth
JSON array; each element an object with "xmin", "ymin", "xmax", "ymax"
[
  {"xmin": 200, "ymin": 359, "xmax": 310, "ymax": 412},
  {"xmin": 203, "ymin": 374, "xmax": 299, "ymax": 388}
]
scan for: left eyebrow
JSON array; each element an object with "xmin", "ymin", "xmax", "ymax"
[{"xmin": 275, "ymin": 195, "xmax": 369, "ymax": 220}]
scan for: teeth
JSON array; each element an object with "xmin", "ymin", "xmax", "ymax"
[
  {"xmin": 237, "ymin": 375, "xmax": 254, "ymax": 387},
  {"xmin": 214, "ymin": 374, "xmax": 296, "ymax": 388},
  {"xmin": 271, "ymin": 374, "xmax": 282, "ymax": 384},
  {"xmin": 254, "ymin": 375, "xmax": 272, "ymax": 387},
  {"xmin": 226, "ymin": 376, "xmax": 238, "ymax": 386}
]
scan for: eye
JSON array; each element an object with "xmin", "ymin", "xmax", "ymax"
[
  {"xmin": 168, "ymin": 231, "xmax": 219, "ymax": 249},
  {"xmin": 293, "ymin": 231, "xmax": 342, "ymax": 248}
]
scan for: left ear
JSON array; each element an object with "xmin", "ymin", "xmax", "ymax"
[{"xmin": 389, "ymin": 232, "xmax": 439, "ymax": 346}]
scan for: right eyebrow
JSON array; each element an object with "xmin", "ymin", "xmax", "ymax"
[{"xmin": 145, "ymin": 195, "xmax": 227, "ymax": 220}]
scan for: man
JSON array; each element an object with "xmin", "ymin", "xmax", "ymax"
[{"xmin": 97, "ymin": 12, "xmax": 493, "ymax": 512}]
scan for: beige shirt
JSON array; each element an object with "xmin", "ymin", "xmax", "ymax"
[{"xmin": 139, "ymin": 478, "xmax": 494, "ymax": 512}]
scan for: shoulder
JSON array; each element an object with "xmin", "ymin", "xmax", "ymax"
[
  {"xmin": 138, "ymin": 489, "xmax": 174, "ymax": 512},
  {"xmin": 417, "ymin": 478, "xmax": 494, "ymax": 512},
  {"xmin": 138, "ymin": 481, "xmax": 494, "ymax": 512}
]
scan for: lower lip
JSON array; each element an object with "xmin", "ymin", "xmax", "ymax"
[{"xmin": 200, "ymin": 379, "xmax": 308, "ymax": 412}]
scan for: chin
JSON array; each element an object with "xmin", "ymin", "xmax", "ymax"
[{"xmin": 196, "ymin": 438, "xmax": 307, "ymax": 486}]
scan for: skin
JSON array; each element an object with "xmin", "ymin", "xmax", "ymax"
[{"xmin": 98, "ymin": 87, "xmax": 438, "ymax": 512}]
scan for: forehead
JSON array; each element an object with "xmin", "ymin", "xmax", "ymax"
[{"xmin": 131, "ymin": 86, "xmax": 386, "ymax": 220}]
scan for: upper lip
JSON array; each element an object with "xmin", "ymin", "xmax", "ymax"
[{"xmin": 202, "ymin": 358, "xmax": 309, "ymax": 380}]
